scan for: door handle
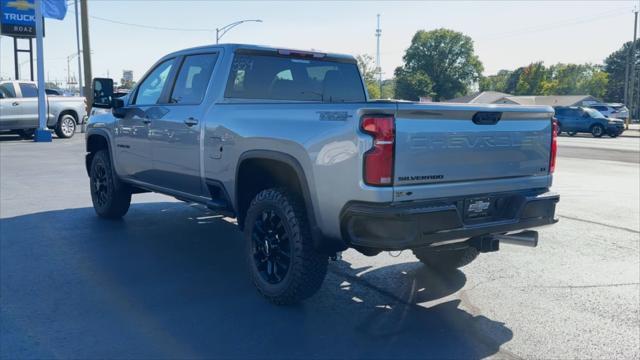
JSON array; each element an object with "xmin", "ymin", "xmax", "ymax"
[
  {"xmin": 184, "ymin": 117, "xmax": 199, "ymax": 127},
  {"xmin": 12, "ymin": 102, "xmax": 19, "ymax": 106}
]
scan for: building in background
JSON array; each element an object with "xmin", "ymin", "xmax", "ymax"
[
  {"xmin": 120, "ymin": 70, "xmax": 135, "ymax": 90},
  {"xmin": 122, "ymin": 70, "xmax": 133, "ymax": 83},
  {"xmin": 447, "ymin": 91, "xmax": 600, "ymax": 107}
]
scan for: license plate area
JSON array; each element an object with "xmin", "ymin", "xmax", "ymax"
[{"xmin": 464, "ymin": 197, "xmax": 494, "ymax": 220}]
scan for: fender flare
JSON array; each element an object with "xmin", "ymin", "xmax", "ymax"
[
  {"xmin": 235, "ymin": 150, "xmax": 346, "ymax": 253},
  {"xmin": 85, "ymin": 128, "xmax": 115, "ymax": 176}
]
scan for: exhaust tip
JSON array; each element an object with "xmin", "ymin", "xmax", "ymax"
[{"xmin": 494, "ymin": 230, "xmax": 538, "ymax": 248}]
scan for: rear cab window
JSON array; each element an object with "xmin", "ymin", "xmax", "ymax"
[{"xmin": 225, "ymin": 51, "xmax": 365, "ymax": 102}]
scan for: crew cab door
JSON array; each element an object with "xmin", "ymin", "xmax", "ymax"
[
  {"xmin": 115, "ymin": 58, "xmax": 176, "ymax": 182},
  {"xmin": 15, "ymin": 83, "xmax": 40, "ymax": 129},
  {"xmin": 0, "ymin": 83, "xmax": 21, "ymax": 130},
  {"xmin": 149, "ymin": 53, "xmax": 219, "ymax": 196}
]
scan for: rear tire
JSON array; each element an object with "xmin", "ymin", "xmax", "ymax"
[
  {"xmin": 89, "ymin": 149, "xmax": 131, "ymax": 219},
  {"xmin": 412, "ymin": 246, "xmax": 479, "ymax": 270},
  {"xmin": 17, "ymin": 128, "xmax": 35, "ymax": 139},
  {"xmin": 245, "ymin": 188, "xmax": 328, "ymax": 305},
  {"xmin": 55, "ymin": 114, "xmax": 77, "ymax": 138},
  {"xmin": 591, "ymin": 124, "xmax": 605, "ymax": 138}
]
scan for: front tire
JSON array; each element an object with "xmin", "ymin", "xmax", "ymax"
[
  {"xmin": 245, "ymin": 188, "xmax": 328, "ymax": 305},
  {"xmin": 89, "ymin": 149, "xmax": 131, "ymax": 219},
  {"xmin": 412, "ymin": 246, "xmax": 479, "ymax": 270},
  {"xmin": 591, "ymin": 124, "xmax": 605, "ymax": 138},
  {"xmin": 55, "ymin": 114, "xmax": 77, "ymax": 138}
]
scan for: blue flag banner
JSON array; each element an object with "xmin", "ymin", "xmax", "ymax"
[{"xmin": 41, "ymin": 0, "xmax": 66, "ymax": 20}]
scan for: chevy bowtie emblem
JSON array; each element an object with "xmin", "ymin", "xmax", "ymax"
[
  {"xmin": 468, "ymin": 200, "xmax": 490, "ymax": 213},
  {"xmin": 6, "ymin": 0, "xmax": 34, "ymax": 11}
]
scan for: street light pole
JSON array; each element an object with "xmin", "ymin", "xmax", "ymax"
[{"xmin": 215, "ymin": 19, "xmax": 262, "ymax": 44}]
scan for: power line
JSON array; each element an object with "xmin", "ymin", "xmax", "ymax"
[
  {"xmin": 481, "ymin": 8, "xmax": 629, "ymax": 40},
  {"xmin": 90, "ymin": 15, "xmax": 214, "ymax": 32},
  {"xmin": 378, "ymin": 8, "xmax": 630, "ymax": 55}
]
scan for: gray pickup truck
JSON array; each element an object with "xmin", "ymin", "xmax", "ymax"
[
  {"xmin": 86, "ymin": 44, "xmax": 559, "ymax": 304},
  {"xmin": 0, "ymin": 80, "xmax": 87, "ymax": 139}
]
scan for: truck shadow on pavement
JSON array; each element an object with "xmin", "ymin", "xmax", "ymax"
[{"xmin": 1, "ymin": 202, "xmax": 513, "ymax": 359}]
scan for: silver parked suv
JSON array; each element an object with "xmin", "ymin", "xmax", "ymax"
[{"xmin": 85, "ymin": 44, "xmax": 559, "ymax": 304}]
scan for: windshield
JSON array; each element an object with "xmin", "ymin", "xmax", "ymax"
[{"xmin": 584, "ymin": 108, "xmax": 606, "ymax": 119}]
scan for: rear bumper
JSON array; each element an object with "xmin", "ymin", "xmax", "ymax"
[{"xmin": 340, "ymin": 190, "xmax": 559, "ymax": 251}]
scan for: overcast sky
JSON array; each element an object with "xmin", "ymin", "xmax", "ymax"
[{"xmin": 0, "ymin": 0, "xmax": 637, "ymax": 85}]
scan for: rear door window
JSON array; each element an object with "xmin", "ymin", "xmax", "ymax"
[
  {"xmin": 225, "ymin": 53, "xmax": 365, "ymax": 102},
  {"xmin": 19, "ymin": 83, "xmax": 38, "ymax": 98},
  {"xmin": 169, "ymin": 53, "xmax": 218, "ymax": 105}
]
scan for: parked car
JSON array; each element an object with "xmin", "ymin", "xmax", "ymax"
[
  {"xmin": 45, "ymin": 88, "xmax": 64, "ymax": 96},
  {"xmin": 587, "ymin": 103, "xmax": 629, "ymax": 120},
  {"xmin": 0, "ymin": 81, "xmax": 87, "ymax": 139},
  {"xmin": 85, "ymin": 44, "xmax": 559, "ymax": 304},
  {"xmin": 554, "ymin": 106, "xmax": 624, "ymax": 138}
]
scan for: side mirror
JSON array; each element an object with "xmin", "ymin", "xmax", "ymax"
[
  {"xmin": 92, "ymin": 77, "xmax": 114, "ymax": 108},
  {"xmin": 112, "ymin": 98, "xmax": 126, "ymax": 119},
  {"xmin": 0, "ymin": 92, "xmax": 4, "ymax": 99}
]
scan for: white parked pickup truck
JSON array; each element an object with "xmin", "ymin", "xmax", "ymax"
[{"xmin": 0, "ymin": 80, "xmax": 87, "ymax": 139}]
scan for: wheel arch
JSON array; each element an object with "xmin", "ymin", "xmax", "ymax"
[
  {"xmin": 85, "ymin": 130, "xmax": 112, "ymax": 176},
  {"xmin": 58, "ymin": 109, "xmax": 79, "ymax": 123},
  {"xmin": 234, "ymin": 150, "xmax": 344, "ymax": 253},
  {"xmin": 235, "ymin": 150, "xmax": 314, "ymax": 228}
]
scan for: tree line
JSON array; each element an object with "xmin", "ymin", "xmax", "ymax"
[{"xmin": 358, "ymin": 28, "xmax": 640, "ymax": 109}]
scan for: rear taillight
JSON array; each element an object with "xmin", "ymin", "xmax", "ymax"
[
  {"xmin": 361, "ymin": 116, "xmax": 395, "ymax": 186},
  {"xmin": 550, "ymin": 118, "xmax": 558, "ymax": 173}
]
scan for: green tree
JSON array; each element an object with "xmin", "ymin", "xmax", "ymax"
[
  {"xmin": 603, "ymin": 39, "xmax": 640, "ymax": 103},
  {"xmin": 514, "ymin": 62, "xmax": 547, "ymax": 95},
  {"xmin": 394, "ymin": 66, "xmax": 433, "ymax": 101},
  {"xmin": 479, "ymin": 69, "xmax": 512, "ymax": 92},
  {"xmin": 380, "ymin": 79, "xmax": 395, "ymax": 99},
  {"xmin": 119, "ymin": 78, "xmax": 136, "ymax": 90},
  {"xmin": 395, "ymin": 28, "xmax": 483, "ymax": 101},
  {"xmin": 580, "ymin": 70, "xmax": 608, "ymax": 99},
  {"xmin": 356, "ymin": 54, "xmax": 381, "ymax": 99}
]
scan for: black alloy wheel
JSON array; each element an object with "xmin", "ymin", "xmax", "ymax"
[{"xmin": 251, "ymin": 209, "xmax": 292, "ymax": 285}]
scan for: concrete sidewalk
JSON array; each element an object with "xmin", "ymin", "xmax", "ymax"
[{"xmin": 621, "ymin": 123, "xmax": 639, "ymax": 137}]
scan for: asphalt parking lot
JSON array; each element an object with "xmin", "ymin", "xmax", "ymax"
[{"xmin": 1, "ymin": 131, "xmax": 639, "ymax": 359}]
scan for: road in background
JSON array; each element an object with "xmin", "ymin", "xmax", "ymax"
[{"xmin": 1, "ymin": 134, "xmax": 638, "ymax": 359}]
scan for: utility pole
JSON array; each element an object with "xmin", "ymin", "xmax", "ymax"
[
  {"xmin": 80, "ymin": 0, "xmax": 93, "ymax": 107},
  {"xmin": 74, "ymin": 0, "xmax": 83, "ymax": 96},
  {"xmin": 627, "ymin": 8, "xmax": 638, "ymax": 128},
  {"xmin": 375, "ymin": 14, "xmax": 382, "ymax": 97},
  {"xmin": 34, "ymin": 0, "xmax": 51, "ymax": 142}
]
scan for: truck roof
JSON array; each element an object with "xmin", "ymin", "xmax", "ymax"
[{"xmin": 162, "ymin": 43, "xmax": 356, "ymax": 62}]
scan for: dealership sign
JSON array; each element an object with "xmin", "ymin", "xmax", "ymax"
[{"xmin": 0, "ymin": 0, "xmax": 36, "ymax": 37}]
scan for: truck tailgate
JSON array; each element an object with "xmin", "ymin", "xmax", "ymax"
[{"xmin": 393, "ymin": 103, "xmax": 554, "ymax": 189}]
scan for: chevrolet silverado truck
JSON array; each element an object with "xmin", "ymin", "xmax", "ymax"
[
  {"xmin": 0, "ymin": 80, "xmax": 87, "ymax": 139},
  {"xmin": 85, "ymin": 44, "xmax": 559, "ymax": 304}
]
